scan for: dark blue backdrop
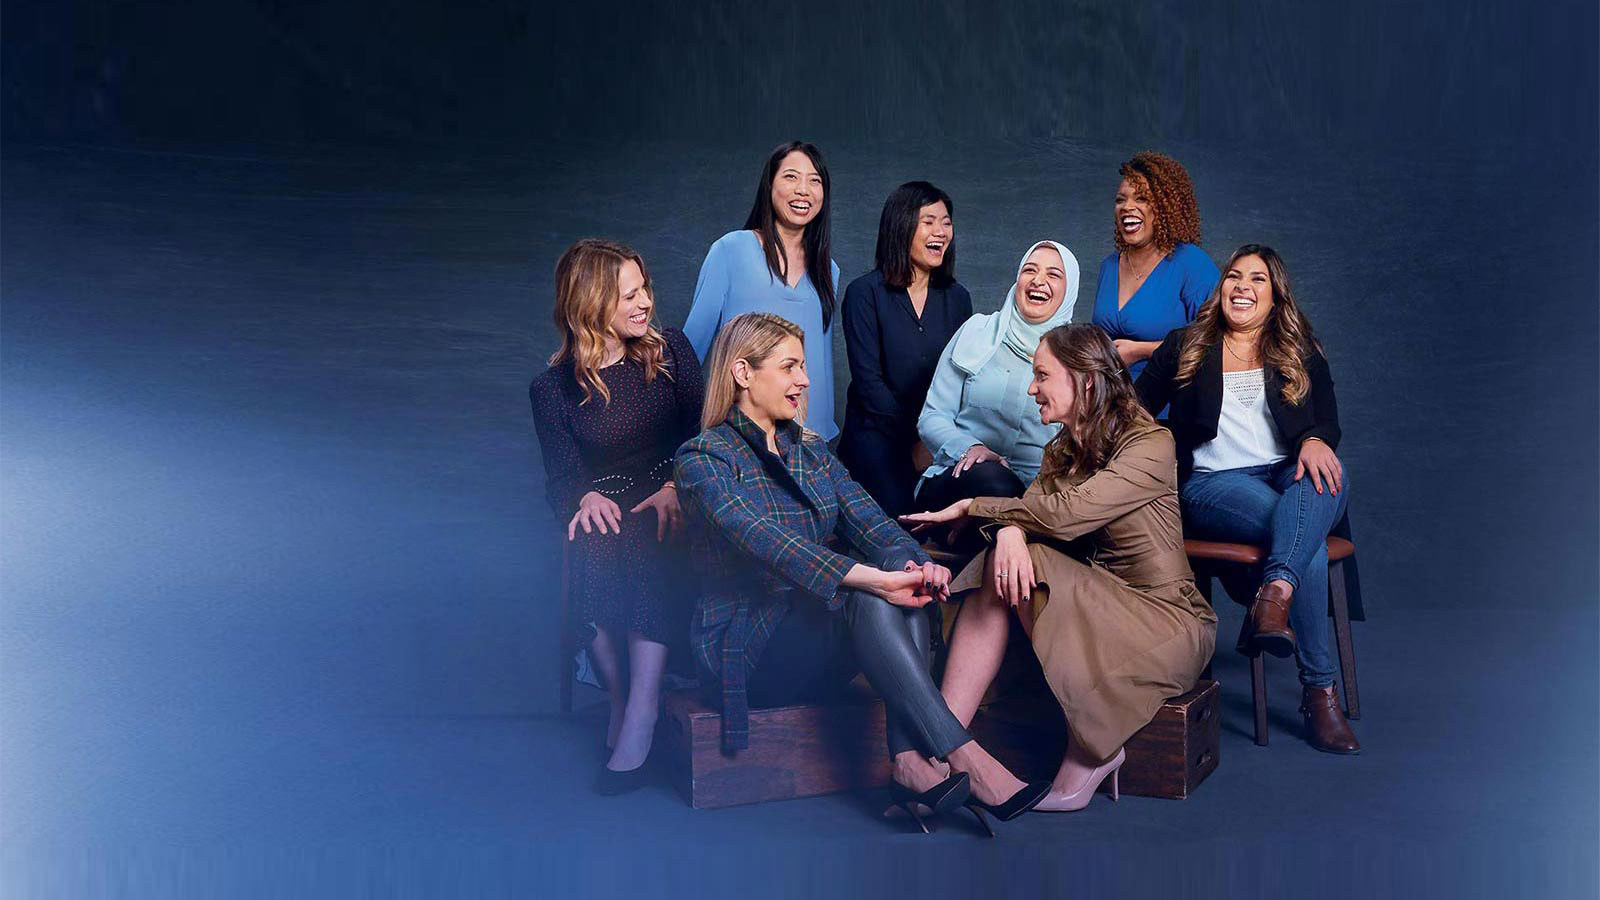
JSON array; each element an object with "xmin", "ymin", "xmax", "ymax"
[{"xmin": 3, "ymin": 1, "xmax": 1596, "ymax": 897}]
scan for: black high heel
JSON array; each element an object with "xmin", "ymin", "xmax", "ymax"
[
  {"xmin": 888, "ymin": 771, "xmax": 971, "ymax": 834},
  {"xmin": 963, "ymin": 781, "xmax": 1051, "ymax": 836},
  {"xmin": 594, "ymin": 760, "xmax": 650, "ymax": 796}
]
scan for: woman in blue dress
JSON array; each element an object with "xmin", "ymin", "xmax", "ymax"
[
  {"xmin": 1091, "ymin": 152, "xmax": 1219, "ymax": 382},
  {"xmin": 684, "ymin": 141, "xmax": 842, "ymax": 441}
]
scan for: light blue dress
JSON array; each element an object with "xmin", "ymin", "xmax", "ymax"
[
  {"xmin": 1091, "ymin": 242, "xmax": 1219, "ymax": 382},
  {"xmin": 684, "ymin": 230, "xmax": 841, "ymax": 440}
]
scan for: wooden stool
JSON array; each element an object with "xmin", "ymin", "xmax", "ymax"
[{"xmin": 1184, "ymin": 536, "xmax": 1360, "ymax": 746}]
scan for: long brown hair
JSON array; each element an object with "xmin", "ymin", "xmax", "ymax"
[
  {"xmin": 1113, "ymin": 151, "xmax": 1202, "ymax": 255},
  {"xmin": 700, "ymin": 312, "xmax": 808, "ymax": 431},
  {"xmin": 548, "ymin": 238, "xmax": 669, "ymax": 406},
  {"xmin": 1175, "ymin": 244, "xmax": 1322, "ymax": 406},
  {"xmin": 1038, "ymin": 324, "xmax": 1156, "ymax": 480},
  {"xmin": 744, "ymin": 141, "xmax": 837, "ymax": 329}
]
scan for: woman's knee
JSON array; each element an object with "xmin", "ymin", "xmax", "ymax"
[{"xmin": 964, "ymin": 461, "xmax": 1025, "ymax": 497}]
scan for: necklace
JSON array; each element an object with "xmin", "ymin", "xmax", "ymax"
[
  {"xmin": 1222, "ymin": 336, "xmax": 1260, "ymax": 366},
  {"xmin": 1121, "ymin": 248, "xmax": 1160, "ymax": 283}
]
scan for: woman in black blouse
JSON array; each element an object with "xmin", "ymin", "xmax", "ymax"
[
  {"xmin": 838, "ymin": 182, "xmax": 974, "ymax": 517},
  {"xmin": 529, "ymin": 239, "xmax": 703, "ymax": 792}
]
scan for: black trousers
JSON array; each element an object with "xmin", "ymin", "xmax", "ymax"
[
  {"xmin": 837, "ymin": 426, "xmax": 918, "ymax": 519},
  {"xmin": 745, "ymin": 566, "xmax": 972, "ymax": 760},
  {"xmin": 912, "ymin": 460, "xmax": 1028, "ymax": 553}
]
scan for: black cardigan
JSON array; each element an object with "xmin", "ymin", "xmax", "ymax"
[{"xmin": 1134, "ymin": 327, "xmax": 1340, "ymax": 481}]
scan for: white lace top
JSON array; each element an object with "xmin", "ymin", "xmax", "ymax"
[{"xmin": 1191, "ymin": 368, "xmax": 1289, "ymax": 473}]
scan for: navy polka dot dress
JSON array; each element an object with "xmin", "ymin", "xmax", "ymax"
[{"xmin": 529, "ymin": 328, "xmax": 703, "ymax": 645}]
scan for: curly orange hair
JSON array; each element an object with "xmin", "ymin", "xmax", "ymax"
[{"xmin": 1113, "ymin": 151, "xmax": 1202, "ymax": 255}]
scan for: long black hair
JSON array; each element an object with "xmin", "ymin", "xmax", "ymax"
[
  {"xmin": 874, "ymin": 181, "xmax": 956, "ymax": 290},
  {"xmin": 743, "ymin": 141, "xmax": 836, "ymax": 330}
]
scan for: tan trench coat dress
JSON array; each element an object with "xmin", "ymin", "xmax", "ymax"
[{"xmin": 948, "ymin": 419, "xmax": 1217, "ymax": 760}]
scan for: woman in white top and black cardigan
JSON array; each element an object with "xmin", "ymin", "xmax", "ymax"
[{"xmin": 1135, "ymin": 244, "xmax": 1359, "ymax": 755}]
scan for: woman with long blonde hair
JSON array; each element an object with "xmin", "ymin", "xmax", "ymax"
[
  {"xmin": 903, "ymin": 324, "xmax": 1217, "ymax": 811},
  {"xmin": 529, "ymin": 238, "xmax": 703, "ymax": 793},
  {"xmin": 1136, "ymin": 244, "xmax": 1359, "ymax": 754},
  {"xmin": 676, "ymin": 312, "xmax": 1049, "ymax": 834}
]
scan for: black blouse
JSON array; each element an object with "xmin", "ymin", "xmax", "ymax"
[{"xmin": 839, "ymin": 269, "xmax": 973, "ymax": 442}]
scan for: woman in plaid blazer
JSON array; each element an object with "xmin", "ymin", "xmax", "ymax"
[{"xmin": 676, "ymin": 313, "xmax": 1050, "ymax": 828}]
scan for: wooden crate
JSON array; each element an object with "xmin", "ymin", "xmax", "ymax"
[
  {"xmin": 970, "ymin": 680, "xmax": 1220, "ymax": 800},
  {"xmin": 660, "ymin": 690, "xmax": 891, "ymax": 809}
]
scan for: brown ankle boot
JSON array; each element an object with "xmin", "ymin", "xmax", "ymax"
[
  {"xmin": 1300, "ymin": 684, "xmax": 1361, "ymax": 754},
  {"xmin": 1249, "ymin": 581, "xmax": 1296, "ymax": 658}
]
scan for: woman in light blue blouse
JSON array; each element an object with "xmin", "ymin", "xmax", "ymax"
[
  {"xmin": 1091, "ymin": 152, "xmax": 1218, "ymax": 382},
  {"xmin": 684, "ymin": 141, "xmax": 842, "ymax": 441},
  {"xmin": 913, "ymin": 241, "xmax": 1080, "ymax": 532}
]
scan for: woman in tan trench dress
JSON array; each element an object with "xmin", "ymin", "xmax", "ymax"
[{"xmin": 902, "ymin": 324, "xmax": 1216, "ymax": 811}]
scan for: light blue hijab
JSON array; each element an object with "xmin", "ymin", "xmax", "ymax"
[{"xmin": 949, "ymin": 240, "xmax": 1080, "ymax": 374}]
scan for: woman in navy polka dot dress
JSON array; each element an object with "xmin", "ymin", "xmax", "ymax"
[{"xmin": 529, "ymin": 239, "xmax": 703, "ymax": 791}]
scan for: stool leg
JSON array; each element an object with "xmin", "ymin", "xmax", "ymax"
[
  {"xmin": 1251, "ymin": 652, "xmax": 1268, "ymax": 746},
  {"xmin": 1237, "ymin": 615, "xmax": 1269, "ymax": 746},
  {"xmin": 1329, "ymin": 557, "xmax": 1359, "ymax": 720},
  {"xmin": 559, "ymin": 541, "xmax": 575, "ymax": 715}
]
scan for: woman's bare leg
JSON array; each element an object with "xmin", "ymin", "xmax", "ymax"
[{"xmin": 940, "ymin": 552, "xmax": 1011, "ymax": 728}]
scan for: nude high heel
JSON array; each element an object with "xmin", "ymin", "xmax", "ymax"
[{"xmin": 1035, "ymin": 748, "xmax": 1126, "ymax": 812}]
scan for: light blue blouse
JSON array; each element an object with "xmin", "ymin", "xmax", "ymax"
[
  {"xmin": 684, "ymin": 230, "xmax": 841, "ymax": 441},
  {"xmin": 915, "ymin": 315, "xmax": 1061, "ymax": 489},
  {"xmin": 1091, "ymin": 242, "xmax": 1219, "ymax": 382}
]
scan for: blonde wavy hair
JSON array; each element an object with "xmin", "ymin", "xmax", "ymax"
[
  {"xmin": 548, "ymin": 238, "xmax": 669, "ymax": 406},
  {"xmin": 700, "ymin": 313, "xmax": 809, "ymax": 431},
  {"xmin": 1176, "ymin": 244, "xmax": 1323, "ymax": 406}
]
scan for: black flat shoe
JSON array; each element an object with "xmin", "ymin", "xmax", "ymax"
[
  {"xmin": 887, "ymin": 771, "xmax": 971, "ymax": 834},
  {"xmin": 594, "ymin": 762, "xmax": 650, "ymax": 796},
  {"xmin": 964, "ymin": 781, "xmax": 1051, "ymax": 836}
]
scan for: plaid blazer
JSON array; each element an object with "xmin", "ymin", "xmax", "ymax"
[{"xmin": 674, "ymin": 408, "xmax": 926, "ymax": 751}]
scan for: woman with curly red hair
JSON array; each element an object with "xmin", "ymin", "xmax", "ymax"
[{"xmin": 1091, "ymin": 152, "xmax": 1219, "ymax": 381}]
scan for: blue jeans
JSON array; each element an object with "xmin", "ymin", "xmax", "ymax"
[{"xmin": 1180, "ymin": 460, "xmax": 1349, "ymax": 687}]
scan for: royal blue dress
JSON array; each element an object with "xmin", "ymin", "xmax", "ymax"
[{"xmin": 1091, "ymin": 242, "xmax": 1219, "ymax": 382}]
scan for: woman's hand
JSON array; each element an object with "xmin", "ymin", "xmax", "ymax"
[
  {"xmin": 953, "ymin": 444, "xmax": 1007, "ymax": 478},
  {"xmin": 898, "ymin": 498, "xmax": 974, "ymax": 535},
  {"xmin": 1295, "ymin": 438, "xmax": 1343, "ymax": 496},
  {"xmin": 568, "ymin": 491, "xmax": 623, "ymax": 539},
  {"xmin": 1112, "ymin": 339, "xmax": 1159, "ymax": 368},
  {"xmin": 991, "ymin": 525, "xmax": 1036, "ymax": 608},
  {"xmin": 904, "ymin": 559, "xmax": 953, "ymax": 602},
  {"xmin": 845, "ymin": 565, "xmax": 934, "ymax": 608},
  {"xmin": 629, "ymin": 483, "xmax": 683, "ymax": 542}
]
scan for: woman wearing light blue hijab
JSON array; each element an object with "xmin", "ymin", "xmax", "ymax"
[{"xmin": 912, "ymin": 241, "xmax": 1081, "ymax": 526}]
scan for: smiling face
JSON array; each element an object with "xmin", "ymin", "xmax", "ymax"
[
  {"xmin": 1114, "ymin": 176, "xmax": 1156, "ymax": 250},
  {"xmin": 908, "ymin": 200, "xmax": 952, "ymax": 273},
  {"xmin": 1219, "ymin": 253, "xmax": 1275, "ymax": 334},
  {"xmin": 606, "ymin": 259, "xmax": 652, "ymax": 341},
  {"xmin": 736, "ymin": 335, "xmax": 809, "ymax": 423},
  {"xmin": 1027, "ymin": 342, "xmax": 1078, "ymax": 425},
  {"xmin": 770, "ymin": 151, "xmax": 824, "ymax": 230},
  {"xmin": 1014, "ymin": 245, "xmax": 1068, "ymax": 323}
]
